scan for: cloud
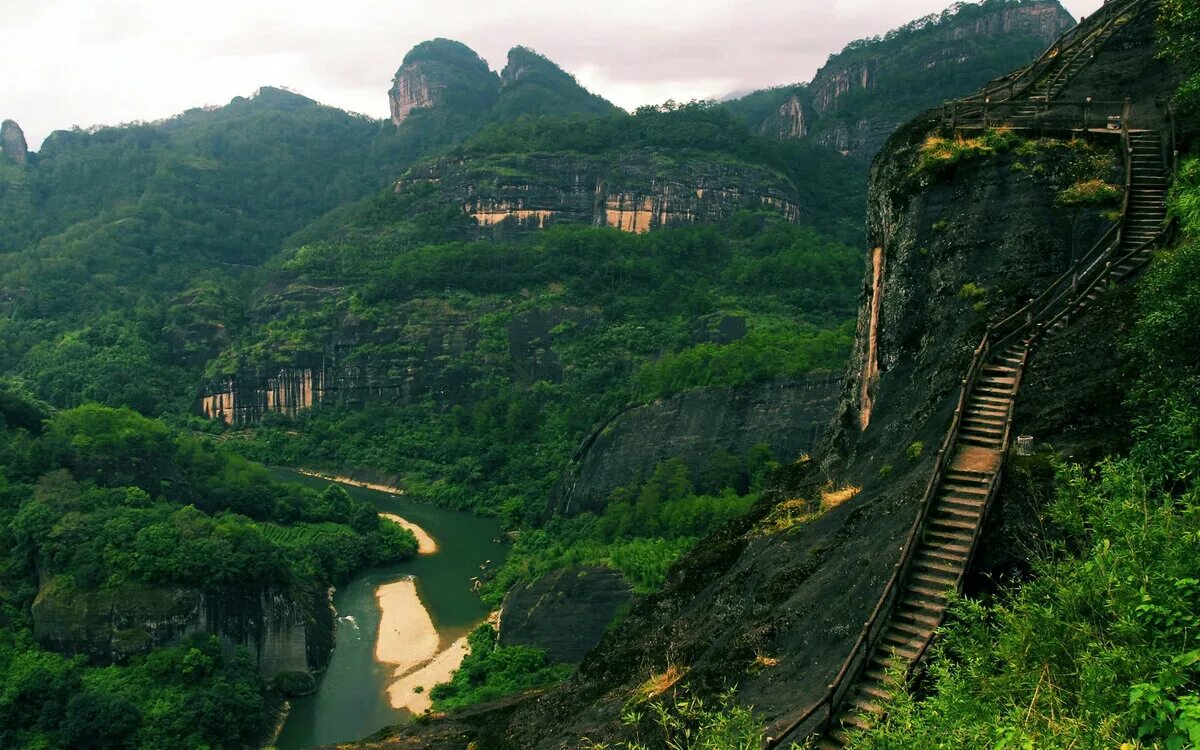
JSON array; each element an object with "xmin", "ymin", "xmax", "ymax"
[{"xmin": 0, "ymin": 0, "xmax": 1104, "ymax": 149}]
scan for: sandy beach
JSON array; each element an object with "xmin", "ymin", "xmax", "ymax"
[
  {"xmin": 297, "ymin": 468, "xmax": 405, "ymax": 495},
  {"xmin": 380, "ymin": 513, "xmax": 438, "ymax": 555},
  {"xmin": 374, "ymin": 578, "xmax": 473, "ymax": 713}
]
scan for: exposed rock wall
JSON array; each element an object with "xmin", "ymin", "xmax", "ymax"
[
  {"xmin": 557, "ymin": 375, "xmax": 842, "ymax": 516},
  {"xmin": 1, "ymin": 120, "xmax": 28, "ymax": 165},
  {"xmin": 388, "ymin": 38, "xmax": 500, "ymax": 127},
  {"xmin": 31, "ymin": 579, "xmax": 332, "ymax": 680},
  {"xmin": 396, "ymin": 152, "xmax": 805, "ymax": 236},
  {"xmin": 498, "ymin": 566, "xmax": 632, "ymax": 664}
]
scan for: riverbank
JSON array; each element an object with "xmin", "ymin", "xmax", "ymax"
[
  {"xmin": 296, "ymin": 468, "xmax": 404, "ymax": 495},
  {"xmin": 375, "ymin": 578, "xmax": 475, "ymax": 714}
]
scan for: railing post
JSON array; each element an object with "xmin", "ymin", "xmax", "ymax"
[
  {"xmin": 952, "ymin": 100, "xmax": 959, "ymax": 130},
  {"xmin": 983, "ymin": 98, "xmax": 990, "ymax": 128},
  {"xmin": 1123, "ymin": 97, "xmax": 1133, "ymax": 130}
]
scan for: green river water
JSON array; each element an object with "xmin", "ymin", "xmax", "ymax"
[{"xmin": 270, "ymin": 469, "xmax": 505, "ymax": 749}]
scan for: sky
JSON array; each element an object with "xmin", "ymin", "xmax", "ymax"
[{"xmin": 1, "ymin": 0, "xmax": 1105, "ymax": 150}]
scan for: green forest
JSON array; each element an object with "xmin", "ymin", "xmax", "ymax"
[
  {"xmin": 0, "ymin": 0, "xmax": 1145, "ymax": 745},
  {"xmin": 0, "ymin": 388, "xmax": 416, "ymax": 748}
]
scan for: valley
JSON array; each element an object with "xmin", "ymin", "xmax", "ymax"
[{"xmin": 0, "ymin": 0, "xmax": 1197, "ymax": 747}]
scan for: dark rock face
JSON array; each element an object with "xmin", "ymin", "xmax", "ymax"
[
  {"xmin": 31, "ymin": 579, "xmax": 333, "ymax": 680},
  {"xmin": 1, "ymin": 120, "xmax": 28, "ymax": 164},
  {"xmin": 557, "ymin": 376, "xmax": 841, "ymax": 516},
  {"xmin": 396, "ymin": 151, "xmax": 805, "ymax": 237},
  {"xmin": 498, "ymin": 566, "xmax": 633, "ymax": 664}
]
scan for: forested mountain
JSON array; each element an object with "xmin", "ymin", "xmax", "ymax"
[
  {"xmin": 0, "ymin": 2, "xmax": 1122, "ymax": 746},
  {"xmin": 724, "ymin": 0, "xmax": 1073, "ymax": 155}
]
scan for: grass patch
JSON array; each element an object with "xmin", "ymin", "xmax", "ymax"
[
  {"xmin": 914, "ymin": 127, "xmax": 1021, "ymax": 176},
  {"xmin": 1058, "ymin": 178, "xmax": 1122, "ymax": 207}
]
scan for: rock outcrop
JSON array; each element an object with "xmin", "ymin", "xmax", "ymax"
[
  {"xmin": 496, "ymin": 47, "xmax": 618, "ymax": 118},
  {"xmin": 557, "ymin": 375, "xmax": 841, "ymax": 516},
  {"xmin": 498, "ymin": 566, "xmax": 633, "ymax": 664},
  {"xmin": 31, "ymin": 578, "xmax": 333, "ymax": 680},
  {"xmin": 388, "ymin": 39, "xmax": 500, "ymax": 127},
  {"xmin": 396, "ymin": 151, "xmax": 805, "ymax": 236},
  {"xmin": 1, "ymin": 120, "xmax": 28, "ymax": 164}
]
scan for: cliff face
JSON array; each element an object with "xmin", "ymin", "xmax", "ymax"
[
  {"xmin": 396, "ymin": 151, "xmax": 805, "ymax": 236},
  {"xmin": 31, "ymin": 578, "xmax": 333, "ymax": 680},
  {"xmin": 1, "ymin": 119, "xmax": 28, "ymax": 165},
  {"xmin": 388, "ymin": 39, "xmax": 500, "ymax": 127},
  {"xmin": 498, "ymin": 566, "xmax": 633, "ymax": 664},
  {"xmin": 726, "ymin": 0, "xmax": 1074, "ymax": 156},
  {"xmin": 557, "ymin": 376, "xmax": 841, "ymax": 516},
  {"xmin": 352, "ymin": 23, "xmax": 1154, "ymax": 749},
  {"xmin": 201, "ymin": 303, "xmax": 594, "ymax": 424}
]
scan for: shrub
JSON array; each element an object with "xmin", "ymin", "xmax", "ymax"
[
  {"xmin": 1057, "ymin": 179, "xmax": 1122, "ymax": 207},
  {"xmin": 914, "ymin": 127, "xmax": 1021, "ymax": 176},
  {"xmin": 906, "ymin": 441, "xmax": 924, "ymax": 461}
]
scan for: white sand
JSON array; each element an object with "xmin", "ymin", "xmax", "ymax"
[
  {"xmin": 298, "ymin": 469, "xmax": 405, "ymax": 495},
  {"xmin": 385, "ymin": 633, "xmax": 471, "ymax": 714},
  {"xmin": 374, "ymin": 578, "xmax": 475, "ymax": 713},
  {"xmin": 380, "ymin": 513, "xmax": 438, "ymax": 555},
  {"xmin": 374, "ymin": 579, "xmax": 440, "ymax": 674}
]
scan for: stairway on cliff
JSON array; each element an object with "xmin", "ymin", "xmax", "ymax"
[
  {"xmin": 816, "ymin": 341, "xmax": 1028, "ymax": 750},
  {"xmin": 807, "ymin": 126, "xmax": 1168, "ymax": 750},
  {"xmin": 1011, "ymin": 1, "xmax": 1132, "ymax": 121},
  {"xmin": 1048, "ymin": 130, "xmax": 1167, "ymax": 334}
]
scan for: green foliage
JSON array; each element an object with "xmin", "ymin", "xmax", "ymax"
[
  {"xmin": 1159, "ymin": 0, "xmax": 1200, "ymax": 112},
  {"xmin": 905, "ymin": 441, "xmax": 924, "ymax": 461},
  {"xmin": 634, "ymin": 323, "xmax": 852, "ymax": 398},
  {"xmin": 914, "ymin": 128, "xmax": 1021, "ymax": 176},
  {"xmin": 584, "ymin": 688, "xmax": 781, "ymax": 750},
  {"xmin": 429, "ymin": 622, "xmax": 572, "ymax": 711},
  {"xmin": 959, "ymin": 282, "xmax": 987, "ymax": 302},
  {"xmin": 486, "ymin": 457, "xmax": 762, "ymax": 603},
  {"xmin": 1057, "ymin": 178, "xmax": 1122, "ymax": 207}
]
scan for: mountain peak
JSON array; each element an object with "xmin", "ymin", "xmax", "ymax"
[
  {"xmin": 495, "ymin": 45, "xmax": 618, "ymax": 118},
  {"xmin": 389, "ymin": 38, "xmax": 499, "ymax": 127},
  {"xmin": 1, "ymin": 119, "xmax": 28, "ymax": 164}
]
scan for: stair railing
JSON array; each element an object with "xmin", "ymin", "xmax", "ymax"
[{"xmin": 954, "ymin": 0, "xmax": 1142, "ymax": 110}]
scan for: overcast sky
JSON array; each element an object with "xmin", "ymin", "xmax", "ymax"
[{"xmin": 2, "ymin": 0, "xmax": 1104, "ymax": 150}]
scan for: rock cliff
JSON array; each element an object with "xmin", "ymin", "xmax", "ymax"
[
  {"xmin": 395, "ymin": 151, "xmax": 805, "ymax": 236},
  {"xmin": 1, "ymin": 119, "xmax": 28, "ymax": 164},
  {"xmin": 31, "ymin": 578, "xmax": 333, "ymax": 680},
  {"xmin": 557, "ymin": 376, "xmax": 841, "ymax": 516},
  {"xmin": 498, "ymin": 566, "xmax": 632, "ymax": 664},
  {"xmin": 388, "ymin": 39, "xmax": 499, "ymax": 127}
]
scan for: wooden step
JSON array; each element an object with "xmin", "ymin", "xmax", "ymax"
[
  {"xmin": 914, "ymin": 552, "xmax": 965, "ymax": 575},
  {"xmin": 849, "ymin": 694, "xmax": 887, "ymax": 718},
  {"xmin": 923, "ymin": 545, "xmax": 969, "ymax": 564},
  {"xmin": 944, "ymin": 469, "xmax": 990, "ymax": 483},
  {"xmin": 960, "ymin": 432, "xmax": 1003, "ymax": 448}
]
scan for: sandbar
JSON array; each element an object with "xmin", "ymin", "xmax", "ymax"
[
  {"xmin": 374, "ymin": 578, "xmax": 474, "ymax": 713},
  {"xmin": 297, "ymin": 468, "xmax": 405, "ymax": 495},
  {"xmin": 380, "ymin": 513, "xmax": 438, "ymax": 554}
]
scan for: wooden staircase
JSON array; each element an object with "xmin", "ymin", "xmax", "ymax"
[
  {"xmin": 1011, "ymin": 9, "xmax": 1128, "ymax": 121},
  {"xmin": 816, "ymin": 339, "xmax": 1030, "ymax": 750},
  {"xmin": 767, "ymin": 126, "xmax": 1170, "ymax": 750}
]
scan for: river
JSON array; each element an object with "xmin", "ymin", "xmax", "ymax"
[{"xmin": 269, "ymin": 469, "xmax": 506, "ymax": 749}]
